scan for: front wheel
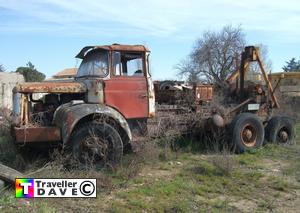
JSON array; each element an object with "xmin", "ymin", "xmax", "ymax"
[
  {"xmin": 71, "ymin": 122, "xmax": 123, "ymax": 167},
  {"xmin": 229, "ymin": 113, "xmax": 264, "ymax": 153}
]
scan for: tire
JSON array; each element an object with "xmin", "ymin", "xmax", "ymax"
[
  {"xmin": 265, "ymin": 116, "xmax": 295, "ymax": 144},
  {"xmin": 265, "ymin": 116, "xmax": 281, "ymax": 143},
  {"xmin": 229, "ymin": 113, "xmax": 264, "ymax": 153},
  {"xmin": 265, "ymin": 116, "xmax": 281, "ymax": 144},
  {"xmin": 71, "ymin": 122, "xmax": 123, "ymax": 167}
]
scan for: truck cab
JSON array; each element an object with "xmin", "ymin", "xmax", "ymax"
[
  {"xmin": 75, "ymin": 44, "xmax": 155, "ymax": 118},
  {"xmin": 12, "ymin": 44, "xmax": 155, "ymax": 165}
]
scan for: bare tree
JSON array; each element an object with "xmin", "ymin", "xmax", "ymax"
[
  {"xmin": 176, "ymin": 58, "xmax": 201, "ymax": 83},
  {"xmin": 177, "ymin": 25, "xmax": 245, "ymax": 88},
  {"xmin": 249, "ymin": 44, "xmax": 272, "ymax": 73}
]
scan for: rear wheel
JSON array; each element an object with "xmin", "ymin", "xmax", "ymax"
[
  {"xmin": 229, "ymin": 113, "xmax": 264, "ymax": 153},
  {"xmin": 71, "ymin": 122, "xmax": 123, "ymax": 167},
  {"xmin": 265, "ymin": 116, "xmax": 295, "ymax": 144}
]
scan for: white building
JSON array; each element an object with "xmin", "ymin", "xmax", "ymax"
[{"xmin": 0, "ymin": 72, "xmax": 24, "ymax": 109}]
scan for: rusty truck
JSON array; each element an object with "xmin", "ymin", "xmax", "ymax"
[{"xmin": 11, "ymin": 44, "xmax": 295, "ymax": 165}]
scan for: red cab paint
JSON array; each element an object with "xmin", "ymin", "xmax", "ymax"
[{"xmin": 105, "ymin": 76, "xmax": 148, "ymax": 119}]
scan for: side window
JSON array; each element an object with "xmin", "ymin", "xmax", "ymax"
[
  {"xmin": 113, "ymin": 51, "xmax": 144, "ymax": 77},
  {"xmin": 127, "ymin": 58, "xmax": 143, "ymax": 76}
]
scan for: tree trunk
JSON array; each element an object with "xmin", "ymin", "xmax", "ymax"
[{"xmin": 0, "ymin": 162, "xmax": 23, "ymax": 184}]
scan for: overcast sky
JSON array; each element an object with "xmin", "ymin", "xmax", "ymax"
[{"xmin": 0, "ymin": 0, "xmax": 299, "ymax": 79}]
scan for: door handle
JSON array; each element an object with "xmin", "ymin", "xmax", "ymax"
[{"xmin": 139, "ymin": 94, "xmax": 148, "ymax": 98}]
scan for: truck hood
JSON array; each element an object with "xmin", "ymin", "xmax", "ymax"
[{"xmin": 13, "ymin": 81, "xmax": 87, "ymax": 93}]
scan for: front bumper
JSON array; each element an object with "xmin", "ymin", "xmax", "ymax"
[{"xmin": 13, "ymin": 126, "xmax": 61, "ymax": 143}]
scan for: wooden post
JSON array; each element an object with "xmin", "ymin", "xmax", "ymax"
[{"xmin": 256, "ymin": 48, "xmax": 280, "ymax": 108}]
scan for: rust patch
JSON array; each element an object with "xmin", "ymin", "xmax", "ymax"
[
  {"xmin": 76, "ymin": 44, "xmax": 150, "ymax": 59},
  {"xmin": 14, "ymin": 82, "xmax": 86, "ymax": 93},
  {"xmin": 53, "ymin": 102, "xmax": 133, "ymax": 143},
  {"xmin": 195, "ymin": 85, "xmax": 213, "ymax": 102},
  {"xmin": 14, "ymin": 126, "xmax": 61, "ymax": 143},
  {"xmin": 149, "ymin": 111, "xmax": 155, "ymax": 118},
  {"xmin": 105, "ymin": 76, "xmax": 149, "ymax": 119}
]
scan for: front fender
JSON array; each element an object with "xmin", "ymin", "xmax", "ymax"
[{"xmin": 53, "ymin": 102, "xmax": 132, "ymax": 144}]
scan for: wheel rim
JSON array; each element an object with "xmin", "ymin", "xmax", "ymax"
[
  {"xmin": 240, "ymin": 123, "xmax": 257, "ymax": 147},
  {"xmin": 277, "ymin": 127, "xmax": 289, "ymax": 143},
  {"xmin": 79, "ymin": 132, "xmax": 109, "ymax": 164}
]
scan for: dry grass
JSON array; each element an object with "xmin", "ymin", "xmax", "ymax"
[
  {"xmin": 0, "ymin": 125, "xmax": 299, "ymax": 212},
  {"xmin": 117, "ymin": 139, "xmax": 159, "ymax": 180},
  {"xmin": 209, "ymin": 149, "xmax": 236, "ymax": 176},
  {"xmin": 0, "ymin": 107, "xmax": 12, "ymax": 135}
]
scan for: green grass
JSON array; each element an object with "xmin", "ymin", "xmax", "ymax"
[
  {"xmin": 0, "ymin": 191, "xmax": 57, "ymax": 213},
  {"xmin": 109, "ymin": 140, "xmax": 299, "ymax": 212},
  {"xmin": 1, "ymin": 124, "xmax": 300, "ymax": 212},
  {"xmin": 110, "ymin": 123, "xmax": 300, "ymax": 212}
]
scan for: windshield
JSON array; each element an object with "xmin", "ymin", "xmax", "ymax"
[{"xmin": 76, "ymin": 50, "xmax": 109, "ymax": 78}]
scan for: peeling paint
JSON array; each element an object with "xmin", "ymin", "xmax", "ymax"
[
  {"xmin": 53, "ymin": 103, "xmax": 132, "ymax": 144},
  {"xmin": 14, "ymin": 81, "xmax": 86, "ymax": 93}
]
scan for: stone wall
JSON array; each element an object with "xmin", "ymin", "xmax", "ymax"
[
  {"xmin": 269, "ymin": 72, "xmax": 300, "ymax": 96},
  {"xmin": 0, "ymin": 72, "xmax": 24, "ymax": 109}
]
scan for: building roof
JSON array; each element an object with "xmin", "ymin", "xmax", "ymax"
[{"xmin": 52, "ymin": 68, "xmax": 77, "ymax": 79}]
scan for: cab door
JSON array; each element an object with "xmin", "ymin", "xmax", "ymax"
[{"xmin": 104, "ymin": 51, "xmax": 148, "ymax": 119}]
